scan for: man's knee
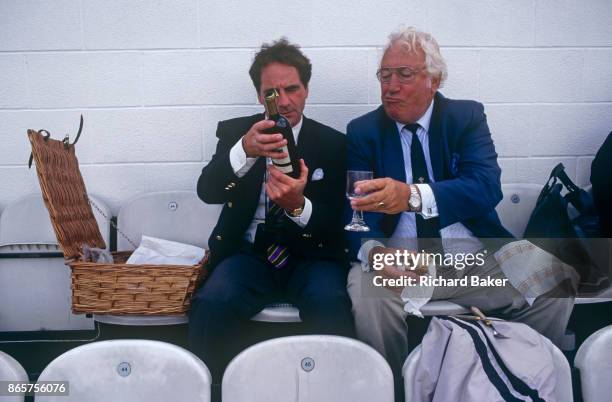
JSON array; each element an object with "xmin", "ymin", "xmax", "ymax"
[
  {"xmin": 347, "ymin": 264, "xmax": 403, "ymax": 318},
  {"xmin": 296, "ymin": 274, "xmax": 352, "ymax": 316},
  {"xmin": 190, "ymin": 278, "xmax": 245, "ymax": 320}
]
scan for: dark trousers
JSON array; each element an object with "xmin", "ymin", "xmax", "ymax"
[{"xmin": 188, "ymin": 252, "xmax": 355, "ymax": 381}]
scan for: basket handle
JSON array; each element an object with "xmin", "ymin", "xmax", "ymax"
[
  {"xmin": 27, "ymin": 129, "xmax": 51, "ymax": 169},
  {"xmin": 28, "ymin": 115, "xmax": 84, "ymax": 168},
  {"xmin": 62, "ymin": 114, "xmax": 84, "ymax": 149}
]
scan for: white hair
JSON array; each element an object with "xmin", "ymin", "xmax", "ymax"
[{"xmin": 383, "ymin": 26, "xmax": 448, "ymax": 87}]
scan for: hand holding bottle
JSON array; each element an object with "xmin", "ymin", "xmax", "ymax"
[
  {"xmin": 241, "ymin": 120, "xmax": 288, "ymax": 159},
  {"xmin": 266, "ymin": 159, "xmax": 309, "ymax": 211}
]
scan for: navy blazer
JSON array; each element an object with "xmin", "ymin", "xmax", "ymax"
[
  {"xmin": 198, "ymin": 114, "xmax": 348, "ymax": 268},
  {"xmin": 346, "ymin": 92, "xmax": 512, "ymax": 258}
]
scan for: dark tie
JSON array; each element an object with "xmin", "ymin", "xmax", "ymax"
[
  {"xmin": 265, "ymin": 200, "xmax": 290, "ymax": 269},
  {"xmin": 405, "ymin": 124, "xmax": 440, "ymax": 245}
]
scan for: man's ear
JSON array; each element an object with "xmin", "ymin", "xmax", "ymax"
[{"xmin": 431, "ymin": 76, "xmax": 441, "ymax": 93}]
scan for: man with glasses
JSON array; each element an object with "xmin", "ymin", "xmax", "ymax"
[
  {"xmin": 189, "ymin": 38, "xmax": 354, "ymax": 386},
  {"xmin": 345, "ymin": 27, "xmax": 574, "ymax": 395}
]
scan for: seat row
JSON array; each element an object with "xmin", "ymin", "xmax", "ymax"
[
  {"xmin": 1, "ymin": 326, "xmax": 611, "ymax": 402},
  {"xmin": 1, "ymin": 186, "xmax": 610, "ymax": 333}
]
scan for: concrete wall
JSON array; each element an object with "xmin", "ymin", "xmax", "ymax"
[{"xmin": 1, "ymin": 0, "xmax": 610, "ymax": 213}]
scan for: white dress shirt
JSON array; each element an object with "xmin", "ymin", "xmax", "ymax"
[{"xmin": 228, "ymin": 117, "xmax": 312, "ymax": 244}]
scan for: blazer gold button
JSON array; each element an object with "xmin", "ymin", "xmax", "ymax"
[
  {"xmin": 344, "ymin": 248, "xmax": 349, "ymax": 253},
  {"xmin": 227, "ymin": 202, "xmax": 233, "ymax": 208},
  {"xmin": 215, "ymin": 235, "xmax": 223, "ymax": 241},
  {"xmin": 318, "ymin": 243, "xmax": 323, "ymax": 248},
  {"xmin": 302, "ymin": 233, "xmax": 312, "ymax": 238}
]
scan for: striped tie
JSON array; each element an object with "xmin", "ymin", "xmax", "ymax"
[{"xmin": 265, "ymin": 202, "xmax": 290, "ymax": 269}]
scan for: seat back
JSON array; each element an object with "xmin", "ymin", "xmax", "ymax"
[
  {"xmin": 0, "ymin": 193, "xmax": 110, "ymax": 248},
  {"xmin": 575, "ymin": 325, "xmax": 612, "ymax": 402},
  {"xmin": 0, "ymin": 350, "xmax": 28, "ymax": 402},
  {"xmin": 496, "ymin": 183, "xmax": 542, "ymax": 238},
  {"xmin": 117, "ymin": 191, "xmax": 221, "ymax": 251},
  {"xmin": 0, "ymin": 193, "xmax": 109, "ymax": 331},
  {"xmin": 222, "ymin": 335, "xmax": 393, "ymax": 402},
  {"xmin": 403, "ymin": 341, "xmax": 572, "ymax": 402},
  {"xmin": 36, "ymin": 340, "xmax": 211, "ymax": 402}
]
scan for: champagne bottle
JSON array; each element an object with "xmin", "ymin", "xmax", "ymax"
[{"xmin": 263, "ymin": 89, "xmax": 300, "ymax": 178}]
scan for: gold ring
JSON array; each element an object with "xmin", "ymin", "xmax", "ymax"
[{"xmin": 377, "ymin": 201, "xmax": 385, "ymax": 208}]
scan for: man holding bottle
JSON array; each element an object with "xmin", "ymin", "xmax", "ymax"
[{"xmin": 189, "ymin": 38, "xmax": 353, "ymax": 382}]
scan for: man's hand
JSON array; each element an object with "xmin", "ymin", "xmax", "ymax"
[
  {"xmin": 351, "ymin": 177, "xmax": 411, "ymax": 214},
  {"xmin": 369, "ymin": 246, "xmax": 421, "ymax": 294},
  {"xmin": 266, "ymin": 159, "xmax": 309, "ymax": 211},
  {"xmin": 242, "ymin": 120, "xmax": 288, "ymax": 158}
]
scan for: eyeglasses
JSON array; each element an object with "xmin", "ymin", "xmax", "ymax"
[{"xmin": 376, "ymin": 66, "xmax": 426, "ymax": 84}]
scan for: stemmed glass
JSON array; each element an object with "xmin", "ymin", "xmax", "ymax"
[{"xmin": 344, "ymin": 170, "xmax": 373, "ymax": 232}]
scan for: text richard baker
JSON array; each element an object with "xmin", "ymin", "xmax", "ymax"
[{"xmin": 373, "ymin": 274, "xmax": 509, "ymax": 288}]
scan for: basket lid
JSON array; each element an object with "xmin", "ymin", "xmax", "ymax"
[{"xmin": 27, "ymin": 129, "xmax": 106, "ymax": 260}]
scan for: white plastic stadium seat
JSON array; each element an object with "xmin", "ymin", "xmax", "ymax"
[
  {"xmin": 222, "ymin": 335, "xmax": 394, "ymax": 402},
  {"xmin": 575, "ymin": 325, "xmax": 612, "ymax": 402},
  {"xmin": 496, "ymin": 183, "xmax": 542, "ymax": 238},
  {"xmin": 35, "ymin": 340, "xmax": 211, "ymax": 402},
  {"xmin": 419, "ymin": 300, "xmax": 469, "ymax": 316},
  {"xmin": 576, "ymin": 286, "xmax": 612, "ymax": 304},
  {"xmin": 403, "ymin": 340, "xmax": 572, "ymax": 402},
  {"xmin": 0, "ymin": 350, "xmax": 28, "ymax": 402},
  {"xmin": 250, "ymin": 302, "xmax": 301, "ymax": 323},
  {"xmin": 116, "ymin": 191, "xmax": 221, "ymax": 251},
  {"xmin": 0, "ymin": 193, "xmax": 110, "ymax": 332},
  {"xmin": 0, "ymin": 193, "xmax": 111, "ymax": 249}
]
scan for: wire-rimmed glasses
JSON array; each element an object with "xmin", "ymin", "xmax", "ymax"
[{"xmin": 376, "ymin": 66, "xmax": 426, "ymax": 84}]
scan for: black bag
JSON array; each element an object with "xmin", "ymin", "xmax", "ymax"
[
  {"xmin": 591, "ymin": 132, "xmax": 612, "ymax": 237},
  {"xmin": 524, "ymin": 163, "xmax": 609, "ymax": 294}
]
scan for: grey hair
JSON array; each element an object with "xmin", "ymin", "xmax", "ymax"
[{"xmin": 382, "ymin": 26, "xmax": 447, "ymax": 87}]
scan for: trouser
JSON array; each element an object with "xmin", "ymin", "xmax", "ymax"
[
  {"xmin": 188, "ymin": 251, "xmax": 355, "ymax": 382},
  {"xmin": 347, "ymin": 253, "xmax": 575, "ymax": 378}
]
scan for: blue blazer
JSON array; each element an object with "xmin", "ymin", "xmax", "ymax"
[{"xmin": 346, "ymin": 92, "xmax": 513, "ymax": 258}]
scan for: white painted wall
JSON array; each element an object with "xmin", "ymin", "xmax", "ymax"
[{"xmin": 1, "ymin": 0, "xmax": 610, "ymax": 214}]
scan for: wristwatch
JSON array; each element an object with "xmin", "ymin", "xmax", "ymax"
[
  {"xmin": 286, "ymin": 199, "xmax": 305, "ymax": 217},
  {"xmin": 408, "ymin": 185, "xmax": 422, "ymax": 212},
  {"xmin": 287, "ymin": 205, "xmax": 304, "ymax": 217}
]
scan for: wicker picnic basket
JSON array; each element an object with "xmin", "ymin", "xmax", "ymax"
[{"xmin": 27, "ymin": 127, "xmax": 207, "ymax": 315}]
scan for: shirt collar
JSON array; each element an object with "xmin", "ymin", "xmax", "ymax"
[
  {"xmin": 292, "ymin": 116, "xmax": 304, "ymax": 143},
  {"xmin": 394, "ymin": 98, "xmax": 435, "ymax": 134}
]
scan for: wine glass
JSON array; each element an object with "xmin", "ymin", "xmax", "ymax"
[{"xmin": 345, "ymin": 170, "xmax": 373, "ymax": 232}]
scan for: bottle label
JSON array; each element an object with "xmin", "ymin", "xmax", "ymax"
[
  {"xmin": 272, "ymin": 145, "xmax": 293, "ymax": 173},
  {"xmin": 275, "ymin": 164, "xmax": 293, "ymax": 174}
]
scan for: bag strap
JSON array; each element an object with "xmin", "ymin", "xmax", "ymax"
[
  {"xmin": 550, "ymin": 163, "xmax": 580, "ymax": 193},
  {"xmin": 537, "ymin": 162, "xmax": 581, "ymax": 206}
]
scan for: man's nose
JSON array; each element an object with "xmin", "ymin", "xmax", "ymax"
[
  {"xmin": 277, "ymin": 91, "xmax": 290, "ymax": 107},
  {"xmin": 385, "ymin": 74, "xmax": 401, "ymax": 92}
]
